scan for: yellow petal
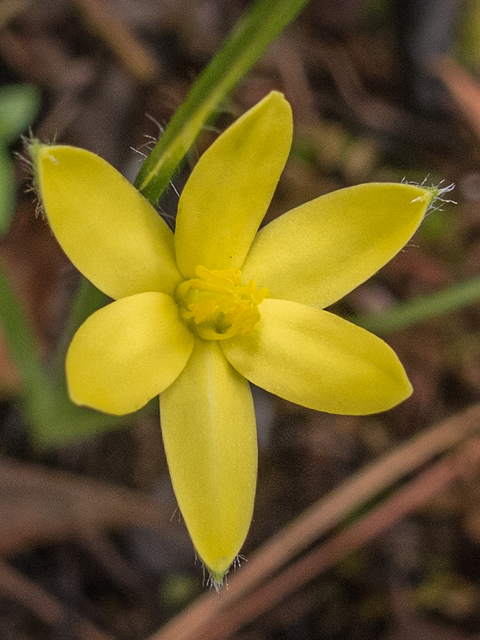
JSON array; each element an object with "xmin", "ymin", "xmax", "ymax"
[
  {"xmin": 174, "ymin": 91, "xmax": 293, "ymax": 278},
  {"xmin": 32, "ymin": 143, "xmax": 182, "ymax": 299},
  {"xmin": 242, "ymin": 183, "xmax": 435, "ymax": 308},
  {"xmin": 67, "ymin": 292, "xmax": 194, "ymax": 415},
  {"xmin": 160, "ymin": 339, "xmax": 257, "ymax": 583},
  {"xmin": 221, "ymin": 298, "xmax": 412, "ymax": 415}
]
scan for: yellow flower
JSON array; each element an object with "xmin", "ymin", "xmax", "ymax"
[{"xmin": 31, "ymin": 92, "xmax": 435, "ymax": 583}]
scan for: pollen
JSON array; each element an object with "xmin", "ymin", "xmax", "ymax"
[{"xmin": 175, "ymin": 265, "xmax": 269, "ymax": 340}]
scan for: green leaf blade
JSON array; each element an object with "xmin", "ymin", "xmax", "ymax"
[
  {"xmin": 0, "ymin": 150, "xmax": 14, "ymax": 235},
  {"xmin": 134, "ymin": 0, "xmax": 310, "ymax": 204},
  {"xmin": 0, "ymin": 84, "xmax": 39, "ymax": 142}
]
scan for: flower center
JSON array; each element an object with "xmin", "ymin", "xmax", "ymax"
[{"xmin": 175, "ymin": 265, "xmax": 268, "ymax": 340}]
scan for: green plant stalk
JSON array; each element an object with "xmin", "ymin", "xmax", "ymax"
[
  {"xmin": 0, "ymin": 263, "xmax": 126, "ymax": 444},
  {"xmin": 0, "ymin": 85, "xmax": 39, "ymax": 235},
  {"xmin": 354, "ymin": 275, "xmax": 480, "ymax": 335},
  {"xmin": 134, "ymin": 0, "xmax": 310, "ymax": 204},
  {"xmin": 51, "ymin": 276, "xmax": 107, "ymax": 382},
  {"xmin": 0, "ymin": 263, "xmax": 58, "ymax": 433}
]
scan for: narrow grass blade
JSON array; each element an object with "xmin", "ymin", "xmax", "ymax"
[
  {"xmin": 134, "ymin": 0, "xmax": 310, "ymax": 204},
  {"xmin": 354, "ymin": 275, "xmax": 480, "ymax": 335}
]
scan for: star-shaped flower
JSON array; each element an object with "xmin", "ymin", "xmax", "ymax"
[{"xmin": 31, "ymin": 92, "xmax": 435, "ymax": 583}]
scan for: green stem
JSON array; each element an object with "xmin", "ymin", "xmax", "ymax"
[
  {"xmin": 354, "ymin": 275, "xmax": 480, "ymax": 335},
  {"xmin": 0, "ymin": 263, "xmax": 125, "ymax": 445},
  {"xmin": 0, "ymin": 262, "xmax": 58, "ymax": 430},
  {"xmin": 135, "ymin": 0, "xmax": 310, "ymax": 204},
  {"xmin": 51, "ymin": 276, "xmax": 107, "ymax": 382}
]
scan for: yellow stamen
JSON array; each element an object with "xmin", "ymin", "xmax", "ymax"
[{"xmin": 176, "ymin": 266, "xmax": 268, "ymax": 340}]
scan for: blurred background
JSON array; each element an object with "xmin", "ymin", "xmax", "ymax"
[{"xmin": 3, "ymin": 0, "xmax": 480, "ymax": 638}]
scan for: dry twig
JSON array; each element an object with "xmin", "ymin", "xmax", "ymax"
[
  {"xmin": 75, "ymin": 0, "xmax": 158, "ymax": 83},
  {"xmin": 149, "ymin": 403, "xmax": 480, "ymax": 640},
  {"xmin": 0, "ymin": 561, "xmax": 117, "ymax": 640}
]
